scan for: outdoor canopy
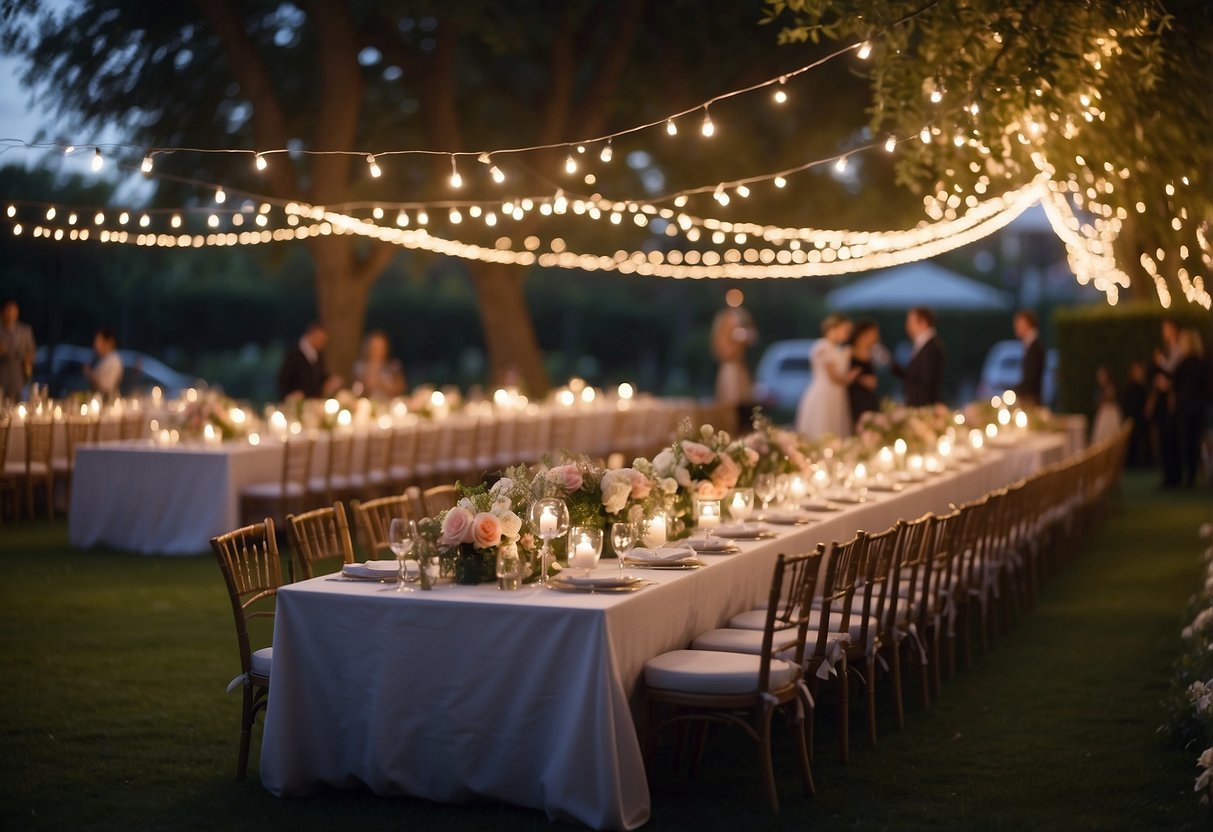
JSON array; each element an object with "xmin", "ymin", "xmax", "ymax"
[{"xmin": 824, "ymin": 261, "xmax": 1014, "ymax": 311}]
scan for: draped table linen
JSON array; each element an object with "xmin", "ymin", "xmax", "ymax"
[{"xmin": 260, "ymin": 433, "xmax": 1067, "ymax": 829}]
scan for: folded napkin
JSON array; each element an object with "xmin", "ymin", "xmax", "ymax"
[
  {"xmin": 686, "ymin": 535, "xmax": 733, "ymax": 552},
  {"xmin": 341, "ymin": 560, "xmax": 402, "ymax": 580},
  {"xmin": 626, "ymin": 542, "xmax": 695, "ymax": 562}
]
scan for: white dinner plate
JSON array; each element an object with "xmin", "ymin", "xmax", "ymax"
[
  {"xmin": 557, "ymin": 572, "xmax": 645, "ymax": 588},
  {"xmin": 758, "ymin": 511, "xmax": 813, "ymax": 525},
  {"xmin": 714, "ymin": 524, "xmax": 776, "ymax": 540}
]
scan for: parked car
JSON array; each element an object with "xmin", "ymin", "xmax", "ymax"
[
  {"xmin": 976, "ymin": 339, "xmax": 1058, "ymax": 406},
  {"xmin": 31, "ymin": 344, "xmax": 201, "ymax": 398},
  {"xmin": 753, "ymin": 339, "xmax": 815, "ymax": 411}
]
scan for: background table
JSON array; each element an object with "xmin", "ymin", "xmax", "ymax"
[
  {"xmin": 69, "ymin": 440, "xmax": 282, "ymax": 555},
  {"xmin": 260, "ymin": 433, "xmax": 1067, "ymax": 829}
]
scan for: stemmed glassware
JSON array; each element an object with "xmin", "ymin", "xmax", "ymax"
[
  {"xmin": 388, "ymin": 517, "xmax": 417, "ymax": 592},
  {"xmin": 726, "ymin": 488, "xmax": 754, "ymax": 527},
  {"xmin": 611, "ymin": 522, "xmax": 635, "ymax": 574},
  {"xmin": 528, "ymin": 497, "xmax": 569, "ymax": 586},
  {"xmin": 693, "ymin": 498, "xmax": 721, "ymax": 546},
  {"xmin": 753, "ymin": 474, "xmax": 775, "ymax": 513},
  {"xmin": 640, "ymin": 511, "xmax": 668, "ymax": 549}
]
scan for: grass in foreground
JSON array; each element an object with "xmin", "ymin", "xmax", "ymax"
[{"xmin": 0, "ymin": 472, "xmax": 1209, "ymax": 831}]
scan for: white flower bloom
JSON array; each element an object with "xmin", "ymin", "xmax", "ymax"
[
  {"xmin": 495, "ymin": 509, "xmax": 523, "ymax": 540},
  {"xmin": 660, "ymin": 477, "xmax": 678, "ymax": 495},
  {"xmin": 652, "ymin": 448, "xmax": 676, "ymax": 477},
  {"xmin": 674, "ymin": 465, "xmax": 692, "ymax": 488},
  {"xmin": 700, "ymin": 424, "xmax": 714, "ymax": 439},
  {"xmin": 457, "ymin": 496, "xmax": 475, "ymax": 511},
  {"xmin": 490, "ymin": 477, "xmax": 515, "ymax": 497},
  {"xmin": 600, "ymin": 469, "xmax": 633, "ymax": 515}
]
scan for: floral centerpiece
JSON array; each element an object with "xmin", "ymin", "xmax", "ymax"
[
  {"xmin": 649, "ymin": 420, "xmax": 755, "ymax": 532},
  {"xmin": 175, "ymin": 391, "xmax": 253, "ymax": 440},
  {"xmin": 745, "ymin": 410, "xmax": 808, "ymax": 479},
  {"xmin": 418, "ymin": 476, "xmax": 528, "ymax": 585},
  {"xmin": 855, "ymin": 402, "xmax": 953, "ymax": 453}
]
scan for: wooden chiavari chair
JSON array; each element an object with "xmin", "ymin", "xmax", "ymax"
[
  {"xmin": 20, "ymin": 418, "xmax": 55, "ymax": 519},
  {"xmin": 350, "ymin": 493, "xmax": 415, "ymax": 558},
  {"xmin": 0, "ymin": 417, "xmax": 18, "ymax": 521},
  {"xmin": 240, "ymin": 436, "xmax": 312, "ymax": 527},
  {"xmin": 421, "ymin": 483, "xmax": 460, "ymax": 517},
  {"xmin": 285, "ymin": 501, "xmax": 356, "ymax": 582},
  {"xmin": 54, "ymin": 414, "xmax": 100, "ymax": 503},
  {"xmin": 308, "ymin": 431, "xmax": 355, "ymax": 508}
]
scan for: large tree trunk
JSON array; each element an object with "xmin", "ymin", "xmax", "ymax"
[
  {"xmin": 467, "ymin": 261, "xmax": 550, "ymax": 396},
  {"xmin": 309, "ymin": 235, "xmax": 375, "ymax": 382}
]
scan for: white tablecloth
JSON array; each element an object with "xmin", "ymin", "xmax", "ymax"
[
  {"xmin": 68, "ymin": 440, "xmax": 282, "ymax": 555},
  {"xmin": 260, "ymin": 434, "xmax": 1067, "ymax": 828}
]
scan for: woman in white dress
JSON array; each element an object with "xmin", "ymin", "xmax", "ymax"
[{"xmin": 796, "ymin": 314, "xmax": 859, "ymax": 439}]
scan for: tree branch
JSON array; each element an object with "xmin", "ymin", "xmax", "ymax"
[
  {"xmin": 569, "ymin": 0, "xmax": 647, "ymax": 137},
  {"xmin": 308, "ymin": 0, "xmax": 363, "ymax": 204},
  {"xmin": 194, "ymin": 0, "xmax": 299, "ymax": 198}
]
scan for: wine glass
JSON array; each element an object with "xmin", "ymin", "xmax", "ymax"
[
  {"xmin": 569, "ymin": 526, "xmax": 603, "ymax": 576},
  {"xmin": 528, "ymin": 497, "xmax": 569, "ymax": 586},
  {"xmin": 726, "ymin": 488, "xmax": 754, "ymax": 527},
  {"xmin": 754, "ymin": 474, "xmax": 775, "ymax": 512},
  {"xmin": 388, "ymin": 517, "xmax": 417, "ymax": 592},
  {"xmin": 610, "ymin": 522, "xmax": 635, "ymax": 574}
]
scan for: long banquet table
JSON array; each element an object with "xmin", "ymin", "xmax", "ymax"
[{"xmin": 260, "ymin": 432, "xmax": 1069, "ymax": 829}]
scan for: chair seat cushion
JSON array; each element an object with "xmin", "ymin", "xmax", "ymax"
[
  {"xmin": 644, "ymin": 649, "xmax": 797, "ymax": 696},
  {"xmin": 728, "ymin": 608, "xmax": 878, "ymax": 647},
  {"xmin": 242, "ymin": 481, "xmax": 305, "ymax": 499},
  {"xmin": 251, "ymin": 646, "xmax": 272, "ymax": 678},
  {"xmin": 693, "ymin": 627, "xmax": 848, "ymax": 658}
]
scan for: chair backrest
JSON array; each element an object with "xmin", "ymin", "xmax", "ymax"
[
  {"xmin": 321, "ymin": 431, "xmax": 355, "ymax": 486},
  {"xmin": 63, "ymin": 416, "xmax": 100, "ymax": 467},
  {"xmin": 25, "ymin": 419, "xmax": 54, "ymax": 470},
  {"xmin": 361, "ymin": 428, "xmax": 392, "ymax": 478},
  {"xmin": 286, "ymin": 501, "xmax": 356, "ymax": 581},
  {"xmin": 387, "ymin": 422, "xmax": 419, "ymax": 475},
  {"xmin": 210, "ymin": 518, "xmax": 282, "ymax": 678},
  {"xmin": 754, "ymin": 546, "xmax": 825, "ymax": 692},
  {"xmin": 119, "ymin": 411, "xmax": 144, "ymax": 440},
  {"xmin": 855, "ymin": 522, "xmax": 902, "ymax": 645},
  {"xmin": 351, "ymin": 493, "xmax": 414, "ymax": 557},
  {"xmin": 281, "ymin": 436, "xmax": 313, "ymax": 492},
  {"xmin": 0, "ymin": 417, "xmax": 9, "ymax": 470},
  {"xmin": 886, "ymin": 513, "xmax": 933, "ymax": 630},
  {"xmin": 422, "ymin": 483, "xmax": 460, "ymax": 517}
]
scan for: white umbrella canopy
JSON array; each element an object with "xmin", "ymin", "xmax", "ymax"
[{"xmin": 825, "ymin": 262, "xmax": 1014, "ymax": 311}]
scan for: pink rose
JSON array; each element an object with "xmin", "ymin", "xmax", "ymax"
[
  {"xmin": 695, "ymin": 479, "xmax": 724, "ymax": 499},
  {"xmin": 627, "ymin": 469, "xmax": 653, "ymax": 500},
  {"xmin": 546, "ymin": 464, "xmax": 584, "ymax": 492},
  {"xmin": 471, "ymin": 512, "xmax": 503, "ymax": 549},
  {"xmin": 681, "ymin": 440, "xmax": 716, "ymax": 466},
  {"xmin": 440, "ymin": 507, "xmax": 475, "ymax": 546},
  {"xmin": 711, "ymin": 453, "xmax": 740, "ymax": 490}
]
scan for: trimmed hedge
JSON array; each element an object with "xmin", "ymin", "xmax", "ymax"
[{"xmin": 1053, "ymin": 303, "xmax": 1212, "ymax": 415}]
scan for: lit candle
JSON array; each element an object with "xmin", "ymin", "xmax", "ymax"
[
  {"xmin": 698, "ymin": 502, "xmax": 720, "ymax": 531},
  {"xmin": 894, "ymin": 438, "xmax": 907, "ymax": 470},
  {"xmin": 572, "ymin": 535, "xmax": 597, "ymax": 570},
  {"xmin": 539, "ymin": 506, "xmax": 557, "ymax": 536},
  {"xmin": 788, "ymin": 475, "xmax": 807, "ymax": 501},
  {"xmin": 877, "ymin": 446, "xmax": 894, "ymax": 472},
  {"xmin": 1014, "ymin": 410, "xmax": 1029, "ymax": 431},
  {"xmin": 247, "ymin": 432, "xmax": 261, "ymax": 446},
  {"xmin": 908, "ymin": 454, "xmax": 924, "ymax": 473},
  {"xmin": 203, "ymin": 423, "xmax": 218, "ymax": 445},
  {"xmin": 643, "ymin": 514, "xmax": 667, "ymax": 548},
  {"xmin": 969, "ymin": 429, "xmax": 985, "ymax": 450},
  {"xmin": 985, "ymin": 423, "xmax": 998, "ymax": 439},
  {"xmin": 853, "ymin": 462, "xmax": 868, "ymax": 485},
  {"xmin": 731, "ymin": 491, "xmax": 746, "ymax": 516}
]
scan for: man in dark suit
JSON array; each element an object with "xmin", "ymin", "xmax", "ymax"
[
  {"xmin": 1012, "ymin": 309, "xmax": 1045, "ymax": 405},
  {"xmin": 892, "ymin": 306, "xmax": 946, "ymax": 406},
  {"xmin": 277, "ymin": 322, "xmax": 339, "ymax": 400}
]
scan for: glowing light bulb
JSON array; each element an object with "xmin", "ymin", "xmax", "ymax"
[
  {"xmin": 774, "ymin": 176, "xmax": 787, "ymax": 188},
  {"xmin": 857, "ymin": 41, "xmax": 872, "ymax": 60},
  {"xmin": 141, "ymin": 155, "xmax": 153, "ymax": 174},
  {"xmin": 929, "ymin": 89, "xmax": 943, "ymax": 104},
  {"xmin": 600, "ymin": 142, "xmax": 613, "ymax": 163},
  {"xmin": 214, "ymin": 187, "xmax": 226, "ymax": 204},
  {"xmin": 666, "ymin": 119, "xmax": 677, "ymax": 136},
  {"xmin": 490, "ymin": 165, "xmax": 505, "ymax": 184},
  {"xmin": 254, "ymin": 153, "xmax": 267, "ymax": 171},
  {"xmin": 367, "ymin": 154, "xmax": 381, "ymax": 177},
  {"xmin": 920, "ymin": 127, "xmax": 932, "ymax": 143},
  {"xmin": 416, "ymin": 209, "xmax": 428, "ymax": 225},
  {"xmin": 564, "ymin": 153, "xmax": 577, "ymax": 174},
  {"xmin": 171, "ymin": 214, "xmax": 182, "ymax": 228},
  {"xmin": 139, "ymin": 214, "xmax": 150, "ymax": 227},
  {"xmin": 834, "ymin": 156, "xmax": 848, "ymax": 172},
  {"xmin": 449, "ymin": 157, "xmax": 463, "ymax": 188},
  {"xmin": 736, "ymin": 184, "xmax": 750, "ymax": 198},
  {"xmin": 701, "ymin": 111, "xmax": 715, "ymax": 137},
  {"xmin": 884, "ymin": 135, "xmax": 897, "ymax": 152},
  {"xmin": 449, "ymin": 208, "xmax": 462, "ymax": 224},
  {"xmin": 90, "ymin": 148, "xmax": 103, "ymax": 172},
  {"xmin": 396, "ymin": 210, "xmax": 409, "ymax": 226}
]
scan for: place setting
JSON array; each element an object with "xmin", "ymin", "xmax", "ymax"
[{"xmin": 549, "ymin": 524, "xmax": 658, "ymax": 590}]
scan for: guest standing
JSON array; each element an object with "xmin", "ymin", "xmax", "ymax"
[
  {"xmin": 82, "ymin": 328, "xmax": 123, "ymax": 400},
  {"xmin": 848, "ymin": 319, "xmax": 881, "ymax": 426},
  {"xmin": 1089, "ymin": 365, "xmax": 1123, "ymax": 445},
  {"xmin": 1012, "ymin": 309, "xmax": 1045, "ymax": 405},
  {"xmin": 892, "ymin": 306, "xmax": 946, "ymax": 406},
  {"xmin": 353, "ymin": 330, "xmax": 406, "ymax": 400},
  {"xmin": 1172, "ymin": 329, "xmax": 1208, "ymax": 487},
  {"xmin": 277, "ymin": 322, "xmax": 341, "ymax": 400},
  {"xmin": 796, "ymin": 314, "xmax": 858, "ymax": 439},
  {"xmin": 0, "ymin": 298, "xmax": 35, "ymax": 403},
  {"xmin": 711, "ymin": 289, "xmax": 757, "ymax": 431},
  {"xmin": 1120, "ymin": 360, "xmax": 1151, "ymax": 467}
]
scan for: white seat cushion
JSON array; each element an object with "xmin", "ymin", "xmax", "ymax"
[
  {"xmin": 693, "ymin": 627, "xmax": 849, "ymax": 659},
  {"xmin": 242, "ymin": 482, "xmax": 305, "ymax": 499},
  {"xmin": 644, "ymin": 649, "xmax": 797, "ymax": 696},
  {"xmin": 251, "ymin": 646, "xmax": 272, "ymax": 678},
  {"xmin": 729, "ymin": 608, "xmax": 878, "ymax": 648}
]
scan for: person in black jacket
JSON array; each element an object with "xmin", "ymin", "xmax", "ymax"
[
  {"xmin": 848, "ymin": 319, "xmax": 882, "ymax": 426},
  {"xmin": 1120, "ymin": 360, "xmax": 1151, "ymax": 467},
  {"xmin": 1012, "ymin": 309, "xmax": 1045, "ymax": 405},
  {"xmin": 277, "ymin": 322, "xmax": 341, "ymax": 400},
  {"xmin": 892, "ymin": 306, "xmax": 946, "ymax": 406}
]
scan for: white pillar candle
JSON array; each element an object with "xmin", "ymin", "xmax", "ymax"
[
  {"xmin": 572, "ymin": 536, "xmax": 597, "ymax": 570},
  {"xmin": 643, "ymin": 514, "xmax": 667, "ymax": 548},
  {"xmin": 539, "ymin": 506, "xmax": 557, "ymax": 536}
]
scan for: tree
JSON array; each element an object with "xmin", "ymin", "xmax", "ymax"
[{"xmin": 763, "ymin": 0, "xmax": 1213, "ymax": 308}]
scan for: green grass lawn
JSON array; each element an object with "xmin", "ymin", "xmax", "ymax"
[{"xmin": 1, "ymin": 472, "xmax": 1210, "ymax": 831}]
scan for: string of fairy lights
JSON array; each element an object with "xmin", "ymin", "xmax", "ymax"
[{"xmin": 2, "ymin": 28, "xmax": 1209, "ymax": 309}]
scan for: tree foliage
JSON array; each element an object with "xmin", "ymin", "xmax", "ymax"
[{"xmin": 763, "ymin": 0, "xmax": 1213, "ymax": 308}]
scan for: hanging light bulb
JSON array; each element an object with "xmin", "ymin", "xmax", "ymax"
[
  {"xmin": 600, "ymin": 141, "xmax": 613, "ymax": 163},
  {"xmin": 46, "ymin": 207, "xmax": 56, "ymax": 220},
  {"xmin": 666, "ymin": 119, "xmax": 677, "ymax": 136},
  {"xmin": 367, "ymin": 154, "xmax": 381, "ymax": 177},
  {"xmin": 774, "ymin": 176, "xmax": 787, "ymax": 188},
  {"xmin": 701, "ymin": 109, "xmax": 715, "ymax": 137},
  {"xmin": 90, "ymin": 148, "xmax": 104, "ymax": 172},
  {"xmin": 857, "ymin": 41, "xmax": 873, "ymax": 60},
  {"xmin": 713, "ymin": 185, "xmax": 730, "ymax": 206},
  {"xmin": 919, "ymin": 127, "xmax": 932, "ymax": 143},
  {"xmin": 835, "ymin": 155, "xmax": 848, "ymax": 173},
  {"xmin": 884, "ymin": 135, "xmax": 897, "ymax": 152},
  {"xmin": 215, "ymin": 187, "xmax": 226, "ymax": 204},
  {"xmin": 64, "ymin": 145, "xmax": 75, "ymax": 155},
  {"xmin": 773, "ymin": 78, "xmax": 787, "ymax": 104},
  {"xmin": 171, "ymin": 214, "xmax": 182, "ymax": 228},
  {"xmin": 736, "ymin": 184, "xmax": 751, "ymax": 198},
  {"xmin": 490, "ymin": 165, "xmax": 505, "ymax": 184},
  {"xmin": 395, "ymin": 210, "xmax": 409, "ymax": 226},
  {"xmin": 139, "ymin": 214, "xmax": 150, "ymax": 227},
  {"xmin": 485, "ymin": 211, "xmax": 497, "ymax": 227},
  {"xmin": 449, "ymin": 208, "xmax": 462, "ymax": 224},
  {"xmin": 141, "ymin": 155, "xmax": 154, "ymax": 174},
  {"xmin": 416, "ymin": 209, "xmax": 428, "ymax": 225},
  {"xmin": 564, "ymin": 150, "xmax": 577, "ymax": 175},
  {"xmin": 929, "ymin": 88, "xmax": 943, "ymax": 104},
  {"xmin": 254, "ymin": 153, "xmax": 267, "ymax": 171},
  {"xmin": 449, "ymin": 156, "xmax": 463, "ymax": 188}
]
